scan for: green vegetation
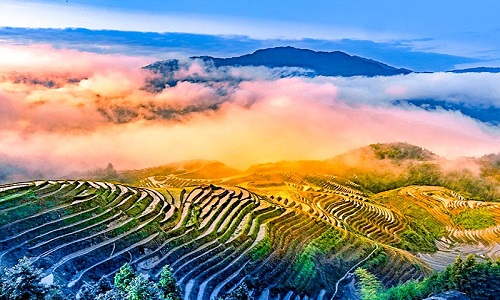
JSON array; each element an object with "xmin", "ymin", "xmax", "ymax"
[
  {"xmin": 249, "ymin": 236, "xmax": 271, "ymax": 261},
  {"xmin": 374, "ymin": 192, "xmax": 445, "ymax": 252},
  {"xmin": 443, "ymin": 169, "xmax": 499, "ymax": 201},
  {"xmin": 78, "ymin": 278, "xmax": 112, "ymax": 300},
  {"xmin": 86, "ymin": 263, "xmax": 181, "ymax": 300},
  {"xmin": 356, "ymin": 255, "xmax": 500, "ymax": 300},
  {"xmin": 0, "ymin": 168, "xmax": 497, "ymax": 300},
  {"xmin": 353, "ymin": 152, "xmax": 500, "ymax": 201},
  {"xmin": 361, "ymin": 247, "xmax": 388, "ymax": 270},
  {"xmin": 354, "ymin": 268, "xmax": 383, "ymax": 300},
  {"xmin": 186, "ymin": 204, "xmax": 201, "ymax": 228},
  {"xmin": 451, "ymin": 208, "xmax": 496, "ymax": 230},
  {"xmin": 370, "ymin": 143, "xmax": 434, "ymax": 160},
  {"xmin": 0, "ymin": 258, "xmax": 181, "ymax": 300},
  {"xmin": 480, "ymin": 153, "xmax": 500, "ymax": 181},
  {"xmin": 158, "ymin": 265, "xmax": 182, "ymax": 300},
  {"xmin": 86, "ymin": 163, "xmax": 122, "ymax": 182},
  {"xmin": 398, "ymin": 224, "xmax": 440, "ymax": 252},
  {"xmin": 292, "ymin": 229, "xmax": 342, "ymax": 282},
  {"xmin": 0, "ymin": 257, "xmax": 63, "ymax": 300},
  {"xmin": 113, "ymin": 263, "xmax": 136, "ymax": 292}
]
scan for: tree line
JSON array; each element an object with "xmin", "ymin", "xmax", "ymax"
[
  {"xmin": 355, "ymin": 255, "xmax": 500, "ymax": 300},
  {"xmin": 0, "ymin": 258, "xmax": 252, "ymax": 300}
]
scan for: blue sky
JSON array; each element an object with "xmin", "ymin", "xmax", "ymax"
[{"xmin": 1, "ymin": 0, "xmax": 500, "ymax": 70}]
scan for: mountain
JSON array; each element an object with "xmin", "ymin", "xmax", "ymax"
[
  {"xmin": 118, "ymin": 143, "xmax": 498, "ymax": 201},
  {"xmin": 143, "ymin": 47, "xmax": 412, "ymax": 90},
  {"xmin": 245, "ymin": 142, "xmax": 440, "ymax": 175},
  {"xmin": 193, "ymin": 46, "xmax": 412, "ymax": 77},
  {"xmin": 449, "ymin": 67, "xmax": 500, "ymax": 73},
  {"xmin": 143, "ymin": 48, "xmax": 499, "ymax": 125},
  {"xmin": 145, "ymin": 47, "xmax": 500, "ymax": 81}
]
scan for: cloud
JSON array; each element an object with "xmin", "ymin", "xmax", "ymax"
[
  {"xmin": 322, "ymin": 72, "xmax": 500, "ymax": 107},
  {"xmin": 0, "ymin": 0, "xmax": 401, "ymax": 42},
  {"xmin": 0, "ymin": 44, "xmax": 498, "ymax": 181},
  {"xmin": 0, "ymin": 28, "xmax": 483, "ymax": 71}
]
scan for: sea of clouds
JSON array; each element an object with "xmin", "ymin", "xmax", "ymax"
[{"xmin": 0, "ymin": 44, "xmax": 499, "ymax": 182}]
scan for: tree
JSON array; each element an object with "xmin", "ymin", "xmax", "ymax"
[
  {"xmin": 126, "ymin": 274, "xmax": 160, "ymax": 300},
  {"xmin": 114, "ymin": 263, "xmax": 136, "ymax": 293},
  {"xmin": 158, "ymin": 265, "xmax": 181, "ymax": 300},
  {"xmin": 104, "ymin": 163, "xmax": 119, "ymax": 180},
  {"xmin": 78, "ymin": 277, "xmax": 112, "ymax": 300},
  {"xmin": 96, "ymin": 263, "xmax": 182, "ymax": 300},
  {"xmin": 78, "ymin": 283, "xmax": 97, "ymax": 300},
  {"xmin": 95, "ymin": 288, "xmax": 126, "ymax": 300},
  {"xmin": 44, "ymin": 285, "xmax": 65, "ymax": 300},
  {"xmin": 354, "ymin": 268, "xmax": 383, "ymax": 300},
  {"xmin": 0, "ymin": 257, "xmax": 48, "ymax": 300},
  {"xmin": 382, "ymin": 255, "xmax": 500, "ymax": 299}
]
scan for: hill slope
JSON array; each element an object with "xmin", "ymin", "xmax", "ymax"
[
  {"xmin": 0, "ymin": 144, "xmax": 498, "ymax": 299},
  {"xmin": 121, "ymin": 160, "xmax": 241, "ymax": 182},
  {"xmin": 1, "ymin": 170, "xmax": 499, "ymax": 299},
  {"xmin": 0, "ymin": 179, "xmax": 433, "ymax": 300}
]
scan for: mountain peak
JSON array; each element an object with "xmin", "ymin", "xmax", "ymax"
[
  {"xmin": 368, "ymin": 142, "xmax": 438, "ymax": 161},
  {"xmin": 191, "ymin": 46, "xmax": 412, "ymax": 77}
]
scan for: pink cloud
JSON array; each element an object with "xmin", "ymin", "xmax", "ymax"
[{"xmin": 0, "ymin": 44, "xmax": 498, "ymax": 175}]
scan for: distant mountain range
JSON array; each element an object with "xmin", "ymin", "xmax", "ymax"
[
  {"xmin": 449, "ymin": 67, "xmax": 500, "ymax": 73},
  {"xmin": 145, "ymin": 46, "xmax": 412, "ymax": 78},
  {"xmin": 144, "ymin": 47, "xmax": 500, "ymax": 125},
  {"xmin": 146, "ymin": 46, "xmax": 500, "ymax": 78}
]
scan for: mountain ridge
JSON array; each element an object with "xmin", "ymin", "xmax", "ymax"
[
  {"xmin": 146, "ymin": 46, "xmax": 500, "ymax": 79},
  {"xmin": 145, "ymin": 46, "xmax": 413, "ymax": 79},
  {"xmin": 191, "ymin": 46, "xmax": 412, "ymax": 77},
  {"xmin": 115, "ymin": 142, "xmax": 499, "ymax": 202}
]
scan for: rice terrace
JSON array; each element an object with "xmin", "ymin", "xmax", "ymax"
[{"xmin": 1, "ymin": 143, "xmax": 499, "ymax": 299}]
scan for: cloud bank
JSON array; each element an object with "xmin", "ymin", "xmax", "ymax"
[{"xmin": 0, "ymin": 44, "xmax": 499, "ymax": 181}]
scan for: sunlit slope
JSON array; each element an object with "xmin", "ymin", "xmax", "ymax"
[
  {"xmin": 122, "ymin": 160, "xmax": 242, "ymax": 183},
  {"xmin": 375, "ymin": 186, "xmax": 500, "ymax": 245},
  {"xmin": 373, "ymin": 186, "xmax": 500, "ymax": 270},
  {"xmin": 241, "ymin": 143, "xmax": 499, "ymax": 202},
  {"xmin": 0, "ymin": 179, "xmax": 433, "ymax": 300}
]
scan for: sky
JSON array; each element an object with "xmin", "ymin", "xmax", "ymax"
[
  {"xmin": 1, "ymin": 0, "xmax": 500, "ymax": 69},
  {"xmin": 0, "ymin": 1, "xmax": 499, "ymax": 181}
]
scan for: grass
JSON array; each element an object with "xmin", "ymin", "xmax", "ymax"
[
  {"xmin": 398, "ymin": 225, "xmax": 439, "ymax": 252},
  {"xmin": 451, "ymin": 208, "xmax": 496, "ymax": 230},
  {"xmin": 292, "ymin": 229, "xmax": 343, "ymax": 283},
  {"xmin": 373, "ymin": 191, "xmax": 445, "ymax": 252}
]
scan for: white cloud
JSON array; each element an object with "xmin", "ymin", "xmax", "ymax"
[
  {"xmin": 317, "ymin": 72, "xmax": 500, "ymax": 107},
  {"xmin": 0, "ymin": 0, "xmax": 401, "ymax": 41}
]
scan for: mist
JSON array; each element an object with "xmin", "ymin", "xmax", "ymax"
[{"xmin": 0, "ymin": 44, "xmax": 498, "ymax": 182}]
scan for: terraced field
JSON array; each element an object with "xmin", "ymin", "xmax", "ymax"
[
  {"xmin": 378, "ymin": 186, "xmax": 500, "ymax": 251},
  {"xmin": 1, "ymin": 170, "xmax": 498, "ymax": 299}
]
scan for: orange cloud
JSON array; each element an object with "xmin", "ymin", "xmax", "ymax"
[{"xmin": 0, "ymin": 44, "xmax": 498, "ymax": 178}]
